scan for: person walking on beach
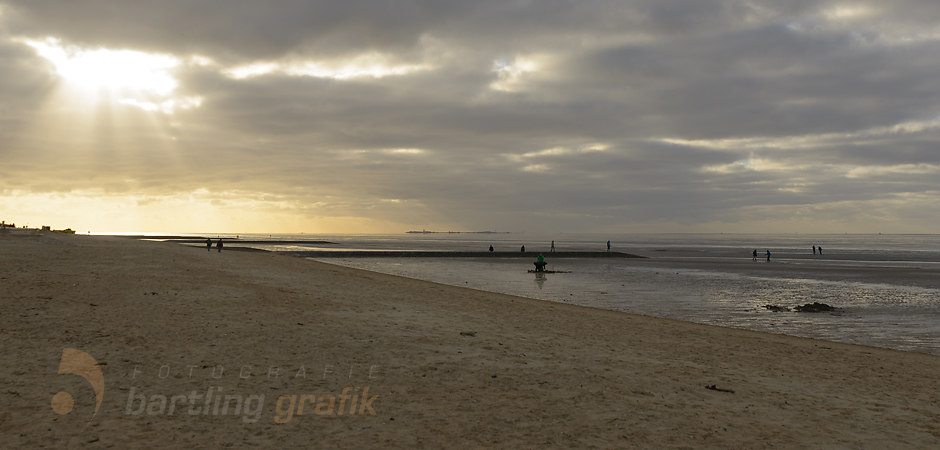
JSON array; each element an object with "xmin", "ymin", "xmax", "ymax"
[
  {"xmin": 550, "ymin": 240, "xmax": 555, "ymax": 253},
  {"xmin": 766, "ymin": 249, "xmax": 771, "ymax": 262},
  {"xmin": 607, "ymin": 240, "xmax": 611, "ymax": 252},
  {"xmin": 818, "ymin": 245, "xmax": 823, "ymax": 255},
  {"xmin": 752, "ymin": 249, "xmax": 758, "ymax": 262},
  {"xmin": 217, "ymin": 239, "xmax": 223, "ymax": 253},
  {"xmin": 489, "ymin": 245, "xmax": 494, "ymax": 252},
  {"xmin": 206, "ymin": 238, "xmax": 213, "ymax": 252},
  {"xmin": 520, "ymin": 244, "xmax": 526, "ymax": 253},
  {"xmin": 812, "ymin": 245, "xmax": 816, "ymax": 255}
]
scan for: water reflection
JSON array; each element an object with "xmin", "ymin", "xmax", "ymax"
[{"xmin": 534, "ymin": 272, "xmax": 546, "ymax": 289}]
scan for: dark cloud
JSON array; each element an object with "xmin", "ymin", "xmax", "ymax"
[
  {"xmin": 0, "ymin": 40, "xmax": 56, "ymax": 128},
  {"xmin": 5, "ymin": 0, "xmax": 433, "ymax": 61}
]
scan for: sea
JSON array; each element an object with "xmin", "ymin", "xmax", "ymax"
[{"xmin": 189, "ymin": 232, "xmax": 940, "ymax": 356}]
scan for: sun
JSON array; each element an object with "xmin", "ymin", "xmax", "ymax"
[
  {"xmin": 22, "ymin": 37, "xmax": 202, "ymax": 114},
  {"xmin": 24, "ymin": 37, "xmax": 179, "ymax": 96}
]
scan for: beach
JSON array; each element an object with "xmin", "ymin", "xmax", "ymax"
[{"xmin": 1, "ymin": 232, "xmax": 939, "ymax": 448}]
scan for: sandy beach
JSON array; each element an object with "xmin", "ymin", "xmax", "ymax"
[{"xmin": 1, "ymin": 231, "xmax": 938, "ymax": 448}]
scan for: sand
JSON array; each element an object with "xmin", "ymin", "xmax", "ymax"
[{"xmin": 1, "ymin": 231, "xmax": 938, "ymax": 448}]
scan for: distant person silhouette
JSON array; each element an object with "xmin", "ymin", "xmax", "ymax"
[
  {"xmin": 521, "ymin": 244, "xmax": 526, "ymax": 253},
  {"xmin": 812, "ymin": 245, "xmax": 816, "ymax": 255},
  {"xmin": 489, "ymin": 245, "xmax": 494, "ymax": 252},
  {"xmin": 206, "ymin": 238, "xmax": 212, "ymax": 252},
  {"xmin": 766, "ymin": 250, "xmax": 771, "ymax": 262},
  {"xmin": 752, "ymin": 249, "xmax": 758, "ymax": 261},
  {"xmin": 217, "ymin": 239, "xmax": 223, "ymax": 253},
  {"xmin": 818, "ymin": 245, "xmax": 823, "ymax": 255},
  {"xmin": 550, "ymin": 240, "xmax": 555, "ymax": 253},
  {"xmin": 607, "ymin": 240, "xmax": 611, "ymax": 252}
]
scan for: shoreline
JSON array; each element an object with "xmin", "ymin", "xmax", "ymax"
[
  {"xmin": 283, "ymin": 250, "xmax": 644, "ymax": 258},
  {"xmin": 311, "ymin": 252, "xmax": 940, "ymax": 357},
  {"xmin": 2, "ymin": 232, "xmax": 938, "ymax": 447}
]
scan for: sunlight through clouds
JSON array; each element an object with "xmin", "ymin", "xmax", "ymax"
[
  {"xmin": 655, "ymin": 117, "xmax": 940, "ymax": 152},
  {"xmin": 118, "ymin": 96, "xmax": 204, "ymax": 114},
  {"xmin": 522, "ymin": 163, "xmax": 551, "ymax": 173},
  {"xmin": 821, "ymin": 4, "xmax": 876, "ymax": 21},
  {"xmin": 6, "ymin": 1, "xmax": 940, "ymax": 233},
  {"xmin": 23, "ymin": 37, "xmax": 179, "ymax": 95},
  {"xmin": 223, "ymin": 53, "xmax": 430, "ymax": 80},
  {"xmin": 791, "ymin": 4, "xmax": 940, "ymax": 47},
  {"xmin": 844, "ymin": 163, "xmax": 940, "ymax": 178},
  {"xmin": 700, "ymin": 156, "xmax": 802, "ymax": 175},
  {"xmin": 19, "ymin": 37, "xmax": 201, "ymax": 115},
  {"xmin": 223, "ymin": 62, "xmax": 281, "ymax": 79},
  {"xmin": 508, "ymin": 143, "xmax": 612, "ymax": 162},
  {"xmin": 382, "ymin": 148, "xmax": 427, "ymax": 155},
  {"xmin": 489, "ymin": 55, "xmax": 554, "ymax": 92}
]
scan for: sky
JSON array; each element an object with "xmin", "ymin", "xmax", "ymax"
[{"xmin": 2, "ymin": 1, "xmax": 940, "ymax": 234}]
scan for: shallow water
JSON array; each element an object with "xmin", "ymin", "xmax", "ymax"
[
  {"xmin": 315, "ymin": 256, "xmax": 940, "ymax": 355},
  {"xmin": 231, "ymin": 232, "xmax": 940, "ymax": 355}
]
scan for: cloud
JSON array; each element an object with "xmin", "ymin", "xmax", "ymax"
[{"xmin": 3, "ymin": 0, "xmax": 940, "ymax": 233}]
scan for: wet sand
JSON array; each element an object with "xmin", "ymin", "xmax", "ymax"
[
  {"xmin": 633, "ymin": 256, "xmax": 940, "ymax": 290},
  {"xmin": 1, "ymin": 231, "xmax": 938, "ymax": 448}
]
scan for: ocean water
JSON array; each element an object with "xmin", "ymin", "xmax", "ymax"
[{"xmin": 240, "ymin": 233, "xmax": 940, "ymax": 356}]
